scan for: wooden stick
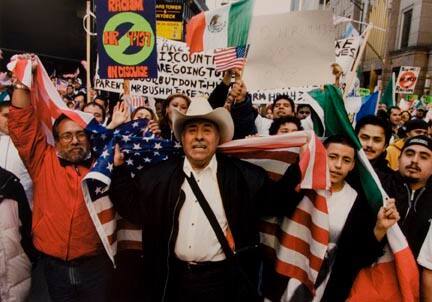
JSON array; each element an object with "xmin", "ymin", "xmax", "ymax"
[{"xmin": 86, "ymin": 0, "xmax": 92, "ymax": 105}]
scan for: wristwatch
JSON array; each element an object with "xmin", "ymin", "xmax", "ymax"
[{"xmin": 13, "ymin": 82, "xmax": 30, "ymax": 91}]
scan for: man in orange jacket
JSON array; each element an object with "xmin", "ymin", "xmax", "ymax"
[{"xmin": 8, "ymin": 55, "xmax": 113, "ymax": 302}]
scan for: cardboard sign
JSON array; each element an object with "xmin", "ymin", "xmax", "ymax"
[
  {"xmin": 243, "ymin": 10, "xmax": 335, "ymax": 90},
  {"xmin": 95, "ymin": 38, "xmax": 223, "ymax": 98},
  {"xmin": 396, "ymin": 66, "xmax": 421, "ymax": 94},
  {"xmin": 95, "ymin": 0, "xmax": 158, "ymax": 79},
  {"xmin": 156, "ymin": 1, "xmax": 183, "ymax": 41},
  {"xmin": 335, "ymin": 36, "xmax": 361, "ymax": 73}
]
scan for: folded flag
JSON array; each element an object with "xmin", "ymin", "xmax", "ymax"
[
  {"xmin": 186, "ymin": 0, "xmax": 254, "ymax": 53},
  {"xmin": 214, "ymin": 46, "xmax": 249, "ymax": 72},
  {"xmin": 307, "ymin": 85, "xmax": 419, "ymax": 302}
]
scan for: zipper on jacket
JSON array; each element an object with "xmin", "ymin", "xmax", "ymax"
[
  {"xmin": 161, "ymin": 189, "xmax": 182, "ymax": 302},
  {"xmin": 402, "ymin": 184, "xmax": 426, "ymax": 225}
]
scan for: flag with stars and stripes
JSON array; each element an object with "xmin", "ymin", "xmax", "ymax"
[
  {"xmin": 214, "ymin": 46, "xmax": 249, "ymax": 72},
  {"xmin": 82, "ymin": 118, "xmax": 182, "ymax": 263}
]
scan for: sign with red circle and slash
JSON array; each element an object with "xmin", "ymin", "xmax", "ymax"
[{"xmin": 396, "ymin": 66, "xmax": 421, "ymax": 94}]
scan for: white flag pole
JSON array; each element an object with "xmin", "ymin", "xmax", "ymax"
[{"xmin": 343, "ymin": 23, "xmax": 373, "ymax": 99}]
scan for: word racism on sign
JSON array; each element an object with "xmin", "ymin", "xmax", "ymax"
[
  {"xmin": 95, "ymin": 0, "xmax": 158, "ymax": 79},
  {"xmin": 156, "ymin": 1, "xmax": 183, "ymax": 41},
  {"xmin": 396, "ymin": 66, "xmax": 421, "ymax": 94},
  {"xmin": 335, "ymin": 36, "xmax": 361, "ymax": 73}
]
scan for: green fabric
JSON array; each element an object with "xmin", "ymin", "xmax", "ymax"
[
  {"xmin": 381, "ymin": 77, "xmax": 394, "ymax": 107},
  {"xmin": 308, "ymin": 85, "xmax": 383, "ymax": 213},
  {"xmin": 228, "ymin": 0, "xmax": 254, "ymax": 47}
]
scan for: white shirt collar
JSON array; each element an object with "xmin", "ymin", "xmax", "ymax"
[{"xmin": 183, "ymin": 154, "xmax": 218, "ymax": 179}]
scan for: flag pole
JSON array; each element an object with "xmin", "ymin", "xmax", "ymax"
[
  {"xmin": 343, "ymin": 23, "xmax": 373, "ymax": 99},
  {"xmin": 86, "ymin": 0, "xmax": 92, "ymax": 105}
]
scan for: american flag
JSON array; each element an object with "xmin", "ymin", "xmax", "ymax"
[{"xmin": 214, "ymin": 46, "xmax": 248, "ymax": 72}]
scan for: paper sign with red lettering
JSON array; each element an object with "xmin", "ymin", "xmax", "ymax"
[
  {"xmin": 96, "ymin": 0, "xmax": 158, "ymax": 79},
  {"xmin": 396, "ymin": 66, "xmax": 420, "ymax": 94}
]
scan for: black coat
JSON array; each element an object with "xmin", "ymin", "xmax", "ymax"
[
  {"xmin": 110, "ymin": 153, "xmax": 302, "ymax": 301},
  {"xmin": 379, "ymin": 172, "xmax": 432, "ymax": 258}
]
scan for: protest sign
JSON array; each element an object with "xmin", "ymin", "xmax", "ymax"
[
  {"xmin": 396, "ymin": 66, "xmax": 421, "ymax": 94},
  {"xmin": 243, "ymin": 10, "xmax": 335, "ymax": 90},
  {"xmin": 95, "ymin": 0, "xmax": 158, "ymax": 79},
  {"xmin": 156, "ymin": 1, "xmax": 183, "ymax": 41},
  {"xmin": 95, "ymin": 37, "xmax": 223, "ymax": 98},
  {"xmin": 335, "ymin": 36, "xmax": 361, "ymax": 73}
]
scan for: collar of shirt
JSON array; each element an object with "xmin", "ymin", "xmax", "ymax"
[{"xmin": 183, "ymin": 155, "xmax": 218, "ymax": 180}]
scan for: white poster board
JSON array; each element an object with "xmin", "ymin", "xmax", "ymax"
[{"xmin": 243, "ymin": 10, "xmax": 335, "ymax": 90}]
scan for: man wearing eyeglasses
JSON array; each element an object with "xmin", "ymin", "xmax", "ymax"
[{"xmin": 8, "ymin": 58, "xmax": 113, "ymax": 302}]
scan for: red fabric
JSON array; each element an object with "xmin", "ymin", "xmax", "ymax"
[
  {"xmin": 186, "ymin": 12, "xmax": 205, "ymax": 53},
  {"xmin": 9, "ymin": 105, "xmax": 102, "ymax": 260}
]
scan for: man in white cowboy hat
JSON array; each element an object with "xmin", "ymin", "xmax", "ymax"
[{"xmin": 110, "ymin": 97, "xmax": 302, "ymax": 302}]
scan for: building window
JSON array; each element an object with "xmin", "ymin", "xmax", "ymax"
[{"xmin": 400, "ymin": 9, "xmax": 412, "ymax": 48}]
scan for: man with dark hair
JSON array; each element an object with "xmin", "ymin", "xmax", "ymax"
[
  {"xmin": 110, "ymin": 97, "xmax": 302, "ymax": 301},
  {"xmin": 387, "ymin": 106, "xmax": 402, "ymax": 140},
  {"xmin": 380, "ymin": 135, "xmax": 432, "ymax": 259},
  {"xmin": 275, "ymin": 134, "xmax": 397, "ymax": 302},
  {"xmin": 355, "ymin": 115, "xmax": 393, "ymax": 175},
  {"xmin": 208, "ymin": 70, "xmax": 296, "ymax": 137},
  {"xmin": 269, "ymin": 116, "xmax": 302, "ymax": 135},
  {"xmin": 386, "ymin": 119, "xmax": 429, "ymax": 170},
  {"xmin": 9, "ymin": 58, "xmax": 113, "ymax": 302}
]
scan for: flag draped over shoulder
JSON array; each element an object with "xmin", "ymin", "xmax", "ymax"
[
  {"xmin": 186, "ymin": 0, "xmax": 254, "ymax": 53},
  {"xmin": 82, "ymin": 120, "xmax": 182, "ymax": 262},
  {"xmin": 307, "ymin": 85, "xmax": 419, "ymax": 302},
  {"xmin": 220, "ymin": 131, "xmax": 331, "ymax": 292}
]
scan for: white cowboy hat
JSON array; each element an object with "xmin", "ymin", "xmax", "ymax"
[{"xmin": 172, "ymin": 96, "xmax": 234, "ymax": 144}]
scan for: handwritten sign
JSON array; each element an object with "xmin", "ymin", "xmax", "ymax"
[
  {"xmin": 335, "ymin": 36, "xmax": 361, "ymax": 73},
  {"xmin": 95, "ymin": 0, "xmax": 158, "ymax": 79},
  {"xmin": 243, "ymin": 10, "xmax": 335, "ymax": 90}
]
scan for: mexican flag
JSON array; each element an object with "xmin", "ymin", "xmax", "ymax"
[
  {"xmin": 307, "ymin": 85, "xmax": 419, "ymax": 301},
  {"xmin": 381, "ymin": 73, "xmax": 396, "ymax": 108},
  {"xmin": 186, "ymin": 0, "xmax": 254, "ymax": 53}
]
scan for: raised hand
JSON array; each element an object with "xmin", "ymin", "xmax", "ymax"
[
  {"xmin": 374, "ymin": 199, "xmax": 400, "ymax": 241},
  {"xmin": 107, "ymin": 101, "xmax": 130, "ymax": 129}
]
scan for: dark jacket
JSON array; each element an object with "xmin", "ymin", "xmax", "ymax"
[
  {"xmin": 379, "ymin": 172, "xmax": 432, "ymax": 258},
  {"xmin": 371, "ymin": 152, "xmax": 395, "ymax": 177},
  {"xmin": 110, "ymin": 153, "xmax": 301, "ymax": 301},
  {"xmin": 263, "ymin": 188, "xmax": 384, "ymax": 302},
  {"xmin": 208, "ymin": 81, "xmax": 257, "ymax": 139}
]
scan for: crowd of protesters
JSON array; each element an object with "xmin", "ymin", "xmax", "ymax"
[{"xmin": 0, "ymin": 54, "xmax": 432, "ymax": 302}]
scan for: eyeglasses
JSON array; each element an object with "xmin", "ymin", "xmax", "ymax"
[{"xmin": 58, "ymin": 131, "xmax": 87, "ymax": 143}]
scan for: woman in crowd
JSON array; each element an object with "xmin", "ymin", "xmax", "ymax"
[
  {"xmin": 158, "ymin": 94, "xmax": 190, "ymax": 140},
  {"xmin": 131, "ymin": 106, "xmax": 157, "ymax": 121}
]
